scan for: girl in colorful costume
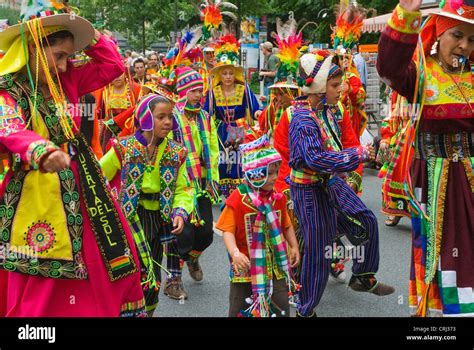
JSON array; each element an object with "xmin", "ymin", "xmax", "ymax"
[
  {"xmin": 170, "ymin": 66, "xmax": 220, "ymax": 286},
  {"xmin": 0, "ymin": 0, "xmax": 145, "ymax": 317},
  {"xmin": 216, "ymin": 135, "xmax": 300, "ymax": 317},
  {"xmin": 377, "ymin": 0, "xmax": 474, "ymax": 316},
  {"xmin": 204, "ymin": 34, "xmax": 261, "ymax": 198},
  {"xmin": 100, "ymin": 91, "xmax": 193, "ymax": 316},
  {"xmin": 153, "ymin": 32, "xmax": 212, "ymax": 300},
  {"xmin": 377, "ymin": 90, "xmax": 411, "ymax": 226},
  {"xmin": 288, "ymin": 51, "xmax": 394, "ymax": 317}
]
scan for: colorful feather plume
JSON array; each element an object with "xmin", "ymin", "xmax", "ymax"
[
  {"xmin": 275, "ymin": 31, "xmax": 307, "ymax": 81},
  {"xmin": 160, "ymin": 27, "xmax": 204, "ymax": 80},
  {"xmin": 331, "ymin": 0, "xmax": 366, "ymax": 52},
  {"xmin": 198, "ymin": 0, "xmax": 238, "ymax": 42}
]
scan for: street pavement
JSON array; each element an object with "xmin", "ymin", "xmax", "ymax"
[{"xmin": 154, "ymin": 170, "xmax": 413, "ymax": 317}]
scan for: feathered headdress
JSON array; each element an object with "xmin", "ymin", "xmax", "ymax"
[
  {"xmin": 275, "ymin": 31, "xmax": 307, "ymax": 83},
  {"xmin": 197, "ymin": 0, "xmax": 238, "ymax": 42},
  {"xmin": 331, "ymin": 0, "xmax": 366, "ymax": 53},
  {"xmin": 214, "ymin": 33, "xmax": 240, "ymax": 66},
  {"xmin": 160, "ymin": 26, "xmax": 204, "ymax": 81}
]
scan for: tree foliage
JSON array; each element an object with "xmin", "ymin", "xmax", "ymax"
[
  {"xmin": 0, "ymin": 7, "xmax": 20, "ymax": 24},
  {"xmin": 68, "ymin": 0, "xmax": 398, "ymax": 52},
  {"xmin": 267, "ymin": 0, "xmax": 398, "ymax": 45}
]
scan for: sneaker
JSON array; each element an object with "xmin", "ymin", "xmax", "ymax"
[
  {"xmin": 164, "ymin": 277, "xmax": 188, "ymax": 300},
  {"xmin": 329, "ymin": 266, "xmax": 347, "ymax": 283},
  {"xmin": 329, "ymin": 258, "xmax": 347, "ymax": 283},
  {"xmin": 348, "ymin": 274, "xmax": 395, "ymax": 296},
  {"xmin": 187, "ymin": 259, "xmax": 203, "ymax": 282},
  {"xmin": 288, "ymin": 293, "xmax": 300, "ymax": 308}
]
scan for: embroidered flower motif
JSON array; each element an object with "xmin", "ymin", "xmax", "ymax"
[
  {"xmin": 74, "ymin": 252, "xmax": 88, "ymax": 279},
  {"xmin": 26, "ymin": 221, "xmax": 55, "ymax": 253},
  {"xmin": 425, "ymin": 84, "xmax": 440, "ymax": 103}
]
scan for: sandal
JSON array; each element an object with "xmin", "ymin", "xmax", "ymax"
[{"xmin": 385, "ymin": 215, "xmax": 401, "ymax": 227}]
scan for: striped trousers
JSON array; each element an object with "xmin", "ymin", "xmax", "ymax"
[{"xmin": 291, "ymin": 177, "xmax": 380, "ymax": 316}]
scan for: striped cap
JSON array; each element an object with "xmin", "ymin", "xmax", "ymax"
[
  {"xmin": 239, "ymin": 135, "xmax": 282, "ymax": 188},
  {"xmin": 175, "ymin": 66, "xmax": 204, "ymax": 100}
]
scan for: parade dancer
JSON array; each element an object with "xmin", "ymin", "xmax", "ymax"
[
  {"xmin": 205, "ymin": 34, "xmax": 261, "ymax": 199},
  {"xmin": 289, "ymin": 51, "xmax": 394, "ymax": 317},
  {"xmin": 0, "ymin": 0, "xmax": 145, "ymax": 317},
  {"xmin": 155, "ymin": 30, "xmax": 210, "ymax": 300},
  {"xmin": 170, "ymin": 67, "xmax": 220, "ymax": 287},
  {"xmin": 274, "ymin": 55, "xmax": 364, "ymax": 289},
  {"xmin": 100, "ymin": 90, "xmax": 193, "ymax": 316},
  {"xmin": 377, "ymin": 91, "xmax": 411, "ymax": 227},
  {"xmin": 216, "ymin": 135, "xmax": 300, "ymax": 317},
  {"xmin": 377, "ymin": 0, "xmax": 474, "ymax": 316}
]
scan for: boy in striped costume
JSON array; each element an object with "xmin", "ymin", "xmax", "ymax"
[{"xmin": 289, "ymin": 51, "xmax": 394, "ymax": 317}]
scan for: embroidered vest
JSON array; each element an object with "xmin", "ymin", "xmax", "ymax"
[
  {"xmin": 115, "ymin": 137, "xmax": 187, "ymax": 223},
  {"xmin": 417, "ymin": 57, "xmax": 474, "ymax": 161}
]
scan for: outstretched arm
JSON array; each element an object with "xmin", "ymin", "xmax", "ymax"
[{"xmin": 377, "ymin": 1, "xmax": 422, "ymax": 99}]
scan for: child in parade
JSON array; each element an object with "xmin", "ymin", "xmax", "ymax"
[
  {"xmin": 100, "ymin": 90, "xmax": 194, "ymax": 316},
  {"xmin": 216, "ymin": 135, "xmax": 300, "ymax": 317},
  {"xmin": 288, "ymin": 51, "xmax": 395, "ymax": 317},
  {"xmin": 168, "ymin": 67, "xmax": 220, "ymax": 292}
]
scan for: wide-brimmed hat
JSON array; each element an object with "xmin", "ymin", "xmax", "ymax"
[
  {"xmin": 269, "ymin": 81, "xmax": 300, "ymax": 90},
  {"xmin": 0, "ymin": 0, "xmax": 94, "ymax": 52},
  {"xmin": 297, "ymin": 50, "xmax": 334, "ymax": 95},
  {"xmin": 433, "ymin": 0, "xmax": 474, "ymax": 24}
]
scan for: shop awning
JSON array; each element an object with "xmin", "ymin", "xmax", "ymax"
[{"xmin": 362, "ymin": 7, "xmax": 440, "ymax": 33}]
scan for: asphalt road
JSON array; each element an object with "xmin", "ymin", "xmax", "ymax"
[{"xmin": 154, "ymin": 170, "xmax": 413, "ymax": 317}]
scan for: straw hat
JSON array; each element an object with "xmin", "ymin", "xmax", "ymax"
[{"xmin": 0, "ymin": 0, "xmax": 94, "ymax": 52}]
